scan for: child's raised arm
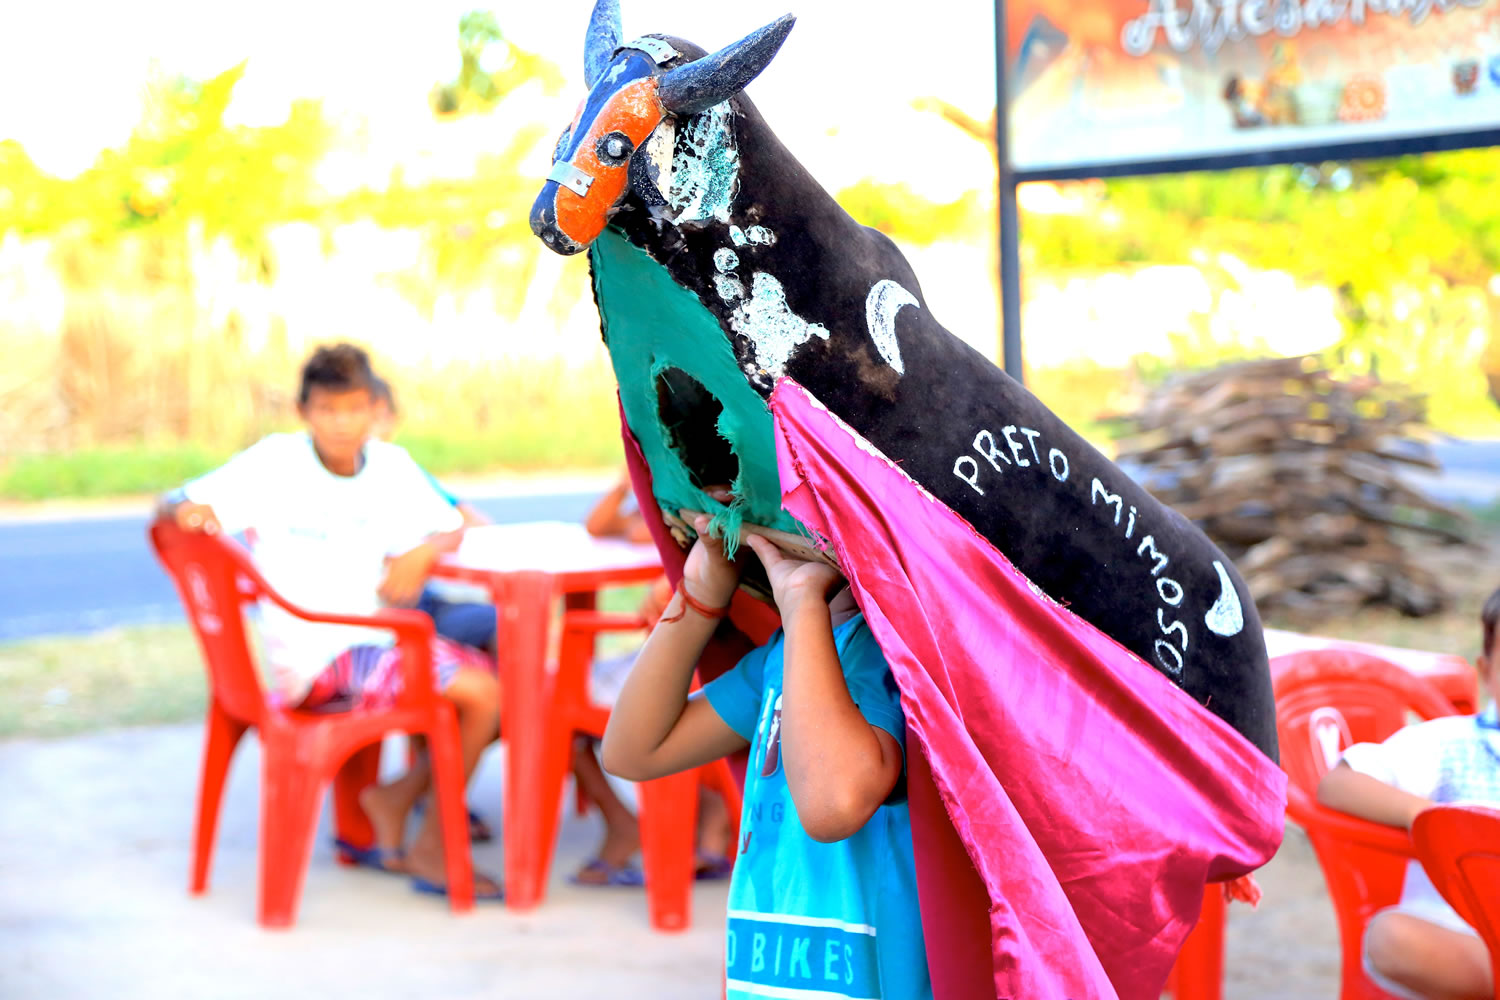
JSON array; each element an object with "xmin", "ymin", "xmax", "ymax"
[
  {"xmin": 744, "ymin": 535, "xmax": 903, "ymax": 844},
  {"xmin": 602, "ymin": 514, "xmax": 749, "ymax": 781},
  {"xmin": 1317, "ymin": 760, "xmax": 1433, "ymax": 829}
]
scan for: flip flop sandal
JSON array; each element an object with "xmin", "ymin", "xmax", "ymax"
[
  {"xmin": 411, "ymin": 875, "xmax": 505, "ymax": 901},
  {"xmin": 569, "ymin": 857, "xmax": 646, "ymax": 887},
  {"xmin": 694, "ymin": 852, "xmax": 734, "ymax": 882},
  {"xmin": 334, "ymin": 837, "xmax": 405, "ymax": 873},
  {"xmin": 411, "ymin": 803, "xmax": 494, "ymax": 844}
]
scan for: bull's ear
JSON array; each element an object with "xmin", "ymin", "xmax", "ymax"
[
  {"xmin": 583, "ymin": 0, "xmax": 624, "ymax": 88},
  {"xmin": 658, "ymin": 14, "xmax": 794, "ymax": 116}
]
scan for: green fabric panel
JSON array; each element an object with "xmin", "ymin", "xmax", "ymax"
[{"xmin": 590, "ymin": 228, "xmax": 805, "ymax": 553}]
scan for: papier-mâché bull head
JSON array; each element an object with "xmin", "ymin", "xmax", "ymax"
[
  {"xmin": 529, "ymin": 0, "xmax": 793, "ymax": 255},
  {"xmin": 527, "ymin": 1, "xmax": 1279, "ymax": 764}
]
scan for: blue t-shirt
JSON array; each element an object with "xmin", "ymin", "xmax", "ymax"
[{"xmin": 703, "ymin": 612, "xmax": 931, "ymax": 1000}]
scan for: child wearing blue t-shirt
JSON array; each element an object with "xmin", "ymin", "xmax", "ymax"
[{"xmin": 602, "ymin": 512, "xmax": 931, "ymax": 999}]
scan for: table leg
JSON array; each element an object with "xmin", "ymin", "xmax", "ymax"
[
  {"xmin": 562, "ymin": 582, "xmax": 599, "ymax": 838},
  {"xmin": 331, "ymin": 743, "xmax": 383, "ymax": 856},
  {"xmin": 496, "ymin": 571, "xmax": 558, "ymax": 911},
  {"xmin": 1168, "ymin": 884, "xmax": 1225, "ymax": 1000},
  {"xmin": 638, "ymin": 768, "xmax": 699, "ymax": 932}
]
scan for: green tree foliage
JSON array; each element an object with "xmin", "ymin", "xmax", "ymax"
[
  {"xmin": 0, "ymin": 10, "xmax": 566, "ymax": 251},
  {"xmin": 1026, "ymin": 154, "xmax": 1500, "ymax": 296},
  {"xmin": 838, "ymin": 103, "xmax": 1500, "ymax": 430},
  {"xmin": 0, "ymin": 62, "xmax": 331, "ymax": 250},
  {"xmin": 0, "ymin": 16, "xmax": 593, "ymax": 479},
  {"xmin": 0, "ymin": 142, "xmax": 59, "ymax": 230},
  {"xmin": 430, "ymin": 10, "xmax": 565, "ymax": 116},
  {"xmin": 0, "ymin": 12, "xmax": 568, "ymax": 309},
  {"xmin": 1028, "ymin": 155, "xmax": 1500, "ymax": 429},
  {"xmin": 837, "ymin": 179, "xmax": 986, "ymax": 245}
]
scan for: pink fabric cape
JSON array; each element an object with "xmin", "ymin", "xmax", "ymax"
[{"xmin": 621, "ymin": 383, "xmax": 1287, "ymax": 999}]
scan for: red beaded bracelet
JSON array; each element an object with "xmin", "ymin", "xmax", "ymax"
[{"xmin": 658, "ymin": 580, "xmax": 731, "ymax": 624}]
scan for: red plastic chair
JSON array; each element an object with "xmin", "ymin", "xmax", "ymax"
[
  {"xmin": 149, "ymin": 519, "xmax": 475, "ymax": 928},
  {"xmin": 1411, "ymin": 804, "xmax": 1500, "ymax": 987},
  {"xmin": 1164, "ymin": 886, "xmax": 1227, "ymax": 999},
  {"xmin": 1274, "ymin": 649, "xmax": 1463, "ymax": 1000},
  {"xmin": 519, "ymin": 592, "xmax": 741, "ymax": 931}
]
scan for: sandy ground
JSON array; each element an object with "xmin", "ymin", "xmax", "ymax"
[
  {"xmin": 1220, "ymin": 828, "xmax": 1341, "ymax": 999},
  {"xmin": 0, "ymin": 724, "xmax": 728, "ymax": 1000},
  {"xmin": 0, "ymin": 720, "xmax": 1350, "ymax": 1000}
]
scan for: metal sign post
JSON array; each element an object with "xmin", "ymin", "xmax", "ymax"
[{"xmin": 994, "ymin": 0, "xmax": 1025, "ymax": 385}]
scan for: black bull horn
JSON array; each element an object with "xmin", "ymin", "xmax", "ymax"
[
  {"xmin": 582, "ymin": 4, "xmax": 796, "ymax": 114},
  {"xmin": 583, "ymin": 0, "xmax": 623, "ymax": 88},
  {"xmin": 657, "ymin": 14, "xmax": 796, "ymax": 116}
]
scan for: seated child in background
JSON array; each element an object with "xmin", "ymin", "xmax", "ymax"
[
  {"xmin": 567, "ymin": 471, "xmax": 732, "ymax": 886},
  {"xmin": 585, "ymin": 470, "xmax": 656, "ymax": 545},
  {"xmin": 370, "ymin": 373, "xmax": 500, "ymax": 842},
  {"xmin": 160, "ymin": 343, "xmax": 503, "ymax": 899},
  {"xmin": 370, "ymin": 374, "xmax": 497, "ymax": 654},
  {"xmin": 601, "ymin": 512, "xmax": 931, "ymax": 998},
  {"xmin": 1317, "ymin": 586, "xmax": 1500, "ymax": 1000}
]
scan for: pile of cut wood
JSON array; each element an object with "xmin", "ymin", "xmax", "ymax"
[{"xmin": 1116, "ymin": 356, "xmax": 1470, "ymax": 618}]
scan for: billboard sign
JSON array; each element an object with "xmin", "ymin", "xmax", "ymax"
[{"xmin": 1006, "ymin": 0, "xmax": 1500, "ymax": 176}]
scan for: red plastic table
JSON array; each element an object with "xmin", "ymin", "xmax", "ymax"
[{"xmin": 432, "ymin": 521, "xmax": 666, "ymax": 913}]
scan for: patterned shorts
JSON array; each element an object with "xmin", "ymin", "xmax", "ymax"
[{"xmin": 299, "ymin": 637, "xmax": 495, "ymax": 712}]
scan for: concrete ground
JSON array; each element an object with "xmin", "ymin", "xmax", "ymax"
[
  {"xmin": 0, "ymin": 722, "xmax": 1344, "ymax": 1000},
  {"xmin": 0, "ymin": 725, "xmax": 728, "ymax": 1000}
]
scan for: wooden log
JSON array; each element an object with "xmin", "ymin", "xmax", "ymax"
[{"xmin": 1121, "ymin": 355, "xmax": 1468, "ymax": 620}]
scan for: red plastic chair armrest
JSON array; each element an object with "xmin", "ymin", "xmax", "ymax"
[
  {"xmin": 563, "ymin": 610, "xmax": 649, "ymax": 633},
  {"xmin": 204, "ymin": 529, "xmax": 441, "ymax": 703},
  {"xmin": 1286, "ymin": 782, "xmax": 1415, "ymax": 854}
]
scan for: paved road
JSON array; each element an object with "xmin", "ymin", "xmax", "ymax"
[
  {"xmin": 1, "ymin": 441, "xmax": 1494, "ymax": 643},
  {"xmin": 1409, "ymin": 438, "xmax": 1500, "ymax": 505},
  {"xmin": 0, "ymin": 491, "xmax": 599, "ymax": 642}
]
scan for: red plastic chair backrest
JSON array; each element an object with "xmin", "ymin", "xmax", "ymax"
[
  {"xmin": 1412, "ymin": 804, "xmax": 1500, "ymax": 967},
  {"xmin": 1273, "ymin": 648, "xmax": 1465, "ymax": 999},
  {"xmin": 1273, "ymin": 649, "xmax": 1460, "ymax": 796},
  {"xmin": 150, "ymin": 520, "xmax": 269, "ymax": 726}
]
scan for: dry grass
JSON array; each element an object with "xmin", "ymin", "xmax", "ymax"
[
  {"xmin": 0, "ymin": 624, "xmax": 206, "ymax": 739},
  {"xmin": 0, "ymin": 586, "xmax": 649, "ymax": 741}
]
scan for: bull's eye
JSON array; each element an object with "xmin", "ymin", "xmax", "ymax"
[
  {"xmin": 553, "ymin": 127, "xmax": 572, "ymax": 163},
  {"xmin": 596, "ymin": 131, "xmax": 634, "ymax": 165}
]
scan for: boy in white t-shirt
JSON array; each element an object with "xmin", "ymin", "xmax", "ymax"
[
  {"xmin": 1318, "ymin": 585, "xmax": 1500, "ymax": 1000},
  {"xmin": 159, "ymin": 343, "xmax": 502, "ymax": 900}
]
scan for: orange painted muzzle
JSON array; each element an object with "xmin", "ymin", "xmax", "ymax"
[{"xmin": 530, "ymin": 77, "xmax": 666, "ymax": 255}]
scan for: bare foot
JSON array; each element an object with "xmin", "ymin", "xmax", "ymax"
[
  {"xmin": 696, "ymin": 789, "xmax": 732, "ymax": 860},
  {"xmin": 404, "ymin": 840, "xmax": 502, "ymax": 897},
  {"xmin": 357, "ymin": 783, "xmax": 412, "ymax": 871},
  {"xmin": 571, "ymin": 814, "xmax": 642, "ymax": 884},
  {"xmin": 596, "ymin": 818, "xmax": 640, "ymax": 870},
  {"xmin": 572, "ymin": 857, "xmax": 643, "ymax": 886}
]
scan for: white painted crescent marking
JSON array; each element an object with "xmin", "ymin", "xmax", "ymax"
[
  {"xmin": 865, "ymin": 279, "xmax": 919, "ymax": 375},
  {"xmin": 1205, "ymin": 560, "xmax": 1245, "ymax": 637}
]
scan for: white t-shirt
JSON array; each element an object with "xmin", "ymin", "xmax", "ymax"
[
  {"xmin": 183, "ymin": 432, "xmax": 462, "ymax": 702},
  {"xmin": 1339, "ymin": 704, "xmax": 1500, "ymax": 932}
]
